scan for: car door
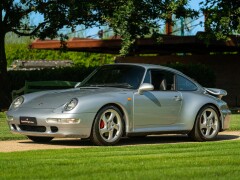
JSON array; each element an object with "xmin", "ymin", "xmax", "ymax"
[{"xmin": 133, "ymin": 69, "xmax": 182, "ymax": 129}]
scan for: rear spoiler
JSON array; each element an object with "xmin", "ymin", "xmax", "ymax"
[{"xmin": 204, "ymin": 88, "xmax": 227, "ymax": 99}]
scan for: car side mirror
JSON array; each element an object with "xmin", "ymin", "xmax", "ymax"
[
  {"xmin": 138, "ymin": 83, "xmax": 154, "ymax": 94},
  {"xmin": 75, "ymin": 82, "xmax": 81, "ymax": 88}
]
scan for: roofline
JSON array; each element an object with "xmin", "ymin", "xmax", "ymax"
[{"xmin": 113, "ymin": 62, "xmax": 183, "ymax": 74}]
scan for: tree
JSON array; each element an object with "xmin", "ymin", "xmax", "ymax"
[
  {"xmin": 0, "ymin": 0, "xmax": 197, "ymax": 108},
  {"xmin": 0, "ymin": 0, "xmax": 96, "ymax": 108},
  {"xmin": 94, "ymin": 0, "xmax": 197, "ymax": 55},
  {"xmin": 201, "ymin": 0, "xmax": 240, "ymax": 40}
]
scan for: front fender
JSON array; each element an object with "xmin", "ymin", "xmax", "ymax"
[{"xmin": 64, "ymin": 91, "xmax": 134, "ymax": 133}]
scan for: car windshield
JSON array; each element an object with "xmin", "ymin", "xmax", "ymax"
[{"xmin": 80, "ymin": 65, "xmax": 145, "ymax": 89}]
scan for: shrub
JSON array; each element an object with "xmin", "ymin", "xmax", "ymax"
[
  {"xmin": 8, "ymin": 62, "xmax": 216, "ymax": 92},
  {"xmin": 6, "ymin": 44, "xmax": 115, "ymax": 67},
  {"xmin": 8, "ymin": 66, "xmax": 97, "ymax": 91}
]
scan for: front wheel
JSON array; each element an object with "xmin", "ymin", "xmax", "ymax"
[
  {"xmin": 91, "ymin": 106, "xmax": 124, "ymax": 146},
  {"xmin": 27, "ymin": 136, "xmax": 53, "ymax": 143},
  {"xmin": 189, "ymin": 106, "xmax": 220, "ymax": 141}
]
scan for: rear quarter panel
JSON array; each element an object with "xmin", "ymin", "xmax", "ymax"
[{"xmin": 180, "ymin": 91, "xmax": 223, "ymax": 130}]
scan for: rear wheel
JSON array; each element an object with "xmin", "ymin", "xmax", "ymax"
[
  {"xmin": 91, "ymin": 106, "xmax": 124, "ymax": 146},
  {"xmin": 27, "ymin": 136, "xmax": 53, "ymax": 143},
  {"xmin": 189, "ymin": 105, "xmax": 220, "ymax": 141}
]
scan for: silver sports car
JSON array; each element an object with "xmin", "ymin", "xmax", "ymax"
[{"xmin": 6, "ymin": 64, "xmax": 231, "ymax": 146}]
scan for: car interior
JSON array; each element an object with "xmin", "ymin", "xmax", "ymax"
[{"xmin": 150, "ymin": 70, "xmax": 174, "ymax": 91}]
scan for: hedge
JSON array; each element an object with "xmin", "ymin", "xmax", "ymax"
[
  {"xmin": 6, "ymin": 44, "xmax": 115, "ymax": 67},
  {"xmin": 8, "ymin": 66, "xmax": 97, "ymax": 91},
  {"xmin": 8, "ymin": 62, "xmax": 215, "ymax": 93}
]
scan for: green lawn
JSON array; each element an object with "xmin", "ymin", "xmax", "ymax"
[
  {"xmin": 0, "ymin": 141, "xmax": 240, "ymax": 179},
  {"xmin": 0, "ymin": 112, "xmax": 239, "ymax": 141},
  {"xmin": 0, "ymin": 112, "xmax": 240, "ymax": 179},
  {"xmin": 229, "ymin": 114, "xmax": 240, "ymax": 130},
  {"xmin": 0, "ymin": 112, "xmax": 26, "ymax": 140}
]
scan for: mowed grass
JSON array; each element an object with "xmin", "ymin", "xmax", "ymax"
[
  {"xmin": 0, "ymin": 141, "xmax": 240, "ymax": 179},
  {"xmin": 0, "ymin": 112, "xmax": 25, "ymax": 140},
  {"xmin": 229, "ymin": 114, "xmax": 240, "ymax": 130},
  {"xmin": 0, "ymin": 112, "xmax": 240, "ymax": 179}
]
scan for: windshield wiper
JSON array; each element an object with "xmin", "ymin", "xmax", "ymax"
[
  {"xmin": 80, "ymin": 84, "xmax": 105, "ymax": 87},
  {"xmin": 103, "ymin": 83, "xmax": 133, "ymax": 88}
]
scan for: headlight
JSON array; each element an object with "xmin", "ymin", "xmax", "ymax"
[
  {"xmin": 64, "ymin": 98, "xmax": 78, "ymax": 111},
  {"xmin": 11, "ymin": 96, "xmax": 24, "ymax": 109}
]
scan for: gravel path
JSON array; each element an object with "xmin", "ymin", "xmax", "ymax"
[{"xmin": 0, "ymin": 131, "xmax": 239, "ymax": 152}]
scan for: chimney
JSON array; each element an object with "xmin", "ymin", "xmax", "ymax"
[{"xmin": 165, "ymin": 13, "xmax": 173, "ymax": 35}]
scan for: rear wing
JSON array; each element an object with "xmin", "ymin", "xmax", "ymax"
[{"xmin": 204, "ymin": 88, "xmax": 227, "ymax": 99}]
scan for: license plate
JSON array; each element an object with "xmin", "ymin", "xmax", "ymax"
[{"xmin": 20, "ymin": 117, "xmax": 37, "ymax": 125}]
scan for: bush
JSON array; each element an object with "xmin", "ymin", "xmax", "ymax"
[
  {"xmin": 8, "ymin": 62, "xmax": 216, "ymax": 92},
  {"xmin": 6, "ymin": 44, "xmax": 115, "ymax": 67},
  {"xmin": 8, "ymin": 66, "xmax": 97, "ymax": 91}
]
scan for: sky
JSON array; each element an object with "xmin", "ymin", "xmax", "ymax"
[
  {"xmin": 190, "ymin": 0, "xmax": 202, "ymax": 9},
  {"xmin": 186, "ymin": 0, "xmax": 205, "ymax": 34}
]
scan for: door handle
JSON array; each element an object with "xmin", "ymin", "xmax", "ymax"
[{"xmin": 173, "ymin": 96, "xmax": 182, "ymax": 101}]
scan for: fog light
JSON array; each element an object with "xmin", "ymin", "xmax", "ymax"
[{"xmin": 46, "ymin": 118, "xmax": 80, "ymax": 124}]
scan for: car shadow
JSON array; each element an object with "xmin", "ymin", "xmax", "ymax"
[
  {"xmin": 118, "ymin": 133, "xmax": 239, "ymax": 146},
  {"xmin": 215, "ymin": 133, "xmax": 239, "ymax": 141},
  {"xmin": 19, "ymin": 133, "xmax": 239, "ymax": 147}
]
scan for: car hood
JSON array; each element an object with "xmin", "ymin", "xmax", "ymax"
[{"xmin": 21, "ymin": 87, "xmax": 130, "ymax": 109}]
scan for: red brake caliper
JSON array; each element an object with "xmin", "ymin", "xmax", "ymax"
[{"xmin": 100, "ymin": 119, "xmax": 105, "ymax": 129}]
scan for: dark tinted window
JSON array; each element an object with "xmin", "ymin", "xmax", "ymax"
[
  {"xmin": 80, "ymin": 65, "xmax": 145, "ymax": 89},
  {"xmin": 176, "ymin": 75, "xmax": 197, "ymax": 91},
  {"xmin": 144, "ymin": 69, "xmax": 175, "ymax": 91}
]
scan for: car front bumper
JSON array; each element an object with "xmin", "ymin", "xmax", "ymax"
[{"xmin": 6, "ymin": 108, "xmax": 96, "ymax": 138}]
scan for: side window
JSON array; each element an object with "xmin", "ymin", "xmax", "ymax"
[
  {"xmin": 176, "ymin": 75, "xmax": 197, "ymax": 91},
  {"xmin": 149, "ymin": 70, "xmax": 175, "ymax": 91}
]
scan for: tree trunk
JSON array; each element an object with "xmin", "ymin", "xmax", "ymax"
[{"xmin": 0, "ymin": 32, "xmax": 11, "ymax": 110}]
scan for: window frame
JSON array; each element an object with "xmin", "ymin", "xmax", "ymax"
[{"xmin": 143, "ymin": 69, "xmax": 177, "ymax": 91}]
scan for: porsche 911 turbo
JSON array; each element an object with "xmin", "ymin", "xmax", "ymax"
[{"xmin": 6, "ymin": 63, "xmax": 231, "ymax": 146}]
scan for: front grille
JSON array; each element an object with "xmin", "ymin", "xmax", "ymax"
[{"xmin": 19, "ymin": 125, "xmax": 46, "ymax": 132}]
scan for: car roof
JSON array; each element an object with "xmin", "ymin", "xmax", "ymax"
[
  {"xmin": 99, "ymin": 63, "xmax": 204, "ymax": 91},
  {"xmin": 109, "ymin": 63, "xmax": 203, "ymax": 89},
  {"xmin": 110, "ymin": 63, "xmax": 184, "ymax": 75}
]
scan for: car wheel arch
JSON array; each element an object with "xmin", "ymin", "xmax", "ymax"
[
  {"xmin": 188, "ymin": 103, "xmax": 222, "ymax": 141},
  {"xmin": 196, "ymin": 103, "xmax": 222, "ymax": 126},
  {"xmin": 91, "ymin": 103, "xmax": 129, "ymax": 136},
  {"xmin": 192, "ymin": 103, "xmax": 222, "ymax": 132}
]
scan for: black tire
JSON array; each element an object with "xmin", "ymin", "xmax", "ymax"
[
  {"xmin": 90, "ymin": 106, "xmax": 124, "ymax": 146},
  {"xmin": 189, "ymin": 105, "xmax": 220, "ymax": 141},
  {"xmin": 27, "ymin": 136, "xmax": 53, "ymax": 143}
]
